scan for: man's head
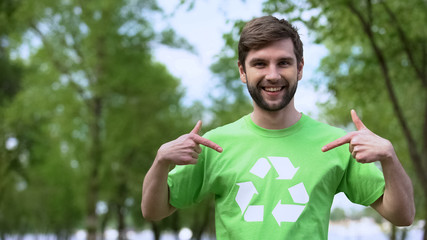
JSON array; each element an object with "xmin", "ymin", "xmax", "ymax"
[{"xmin": 238, "ymin": 16, "xmax": 303, "ymax": 73}]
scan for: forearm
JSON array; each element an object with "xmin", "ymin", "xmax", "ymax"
[
  {"xmin": 373, "ymin": 153, "xmax": 415, "ymax": 226},
  {"xmin": 141, "ymin": 158, "xmax": 176, "ymax": 221}
]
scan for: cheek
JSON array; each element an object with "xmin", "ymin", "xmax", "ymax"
[{"xmin": 247, "ymin": 71, "xmax": 264, "ymax": 81}]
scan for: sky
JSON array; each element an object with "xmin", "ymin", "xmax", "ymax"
[{"xmin": 153, "ymin": 0, "xmax": 330, "ymax": 118}]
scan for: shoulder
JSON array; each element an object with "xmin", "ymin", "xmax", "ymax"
[
  {"xmin": 301, "ymin": 114, "xmax": 347, "ymax": 140},
  {"xmin": 202, "ymin": 115, "xmax": 249, "ymax": 141}
]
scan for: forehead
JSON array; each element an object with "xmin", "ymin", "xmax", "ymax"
[{"xmin": 245, "ymin": 38, "xmax": 296, "ymax": 63}]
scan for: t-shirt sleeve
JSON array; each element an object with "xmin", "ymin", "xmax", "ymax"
[
  {"xmin": 337, "ymin": 155, "xmax": 385, "ymax": 206},
  {"xmin": 167, "ymin": 147, "xmax": 211, "ymax": 209}
]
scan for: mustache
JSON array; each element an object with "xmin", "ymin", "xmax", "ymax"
[{"xmin": 257, "ymin": 79, "xmax": 289, "ymax": 88}]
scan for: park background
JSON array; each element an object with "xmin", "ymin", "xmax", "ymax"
[{"xmin": 0, "ymin": 0, "xmax": 426, "ymax": 239}]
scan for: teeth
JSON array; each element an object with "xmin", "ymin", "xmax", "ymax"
[{"xmin": 264, "ymin": 87, "xmax": 282, "ymax": 92}]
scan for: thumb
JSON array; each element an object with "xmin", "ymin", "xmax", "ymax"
[
  {"xmin": 190, "ymin": 120, "xmax": 202, "ymax": 135},
  {"xmin": 351, "ymin": 109, "xmax": 367, "ymax": 130}
]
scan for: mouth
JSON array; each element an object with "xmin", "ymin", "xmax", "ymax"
[{"xmin": 262, "ymin": 87, "xmax": 285, "ymax": 92}]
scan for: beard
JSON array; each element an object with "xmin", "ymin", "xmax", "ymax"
[{"xmin": 246, "ymin": 77, "xmax": 298, "ymax": 112}]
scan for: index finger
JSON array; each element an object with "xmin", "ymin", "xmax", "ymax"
[
  {"xmin": 321, "ymin": 132, "xmax": 356, "ymax": 152},
  {"xmin": 192, "ymin": 134, "xmax": 223, "ymax": 153}
]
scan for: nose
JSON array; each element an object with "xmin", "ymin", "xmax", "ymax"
[{"xmin": 265, "ymin": 65, "xmax": 280, "ymax": 81}]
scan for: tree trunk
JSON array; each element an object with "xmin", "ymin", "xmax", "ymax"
[
  {"xmin": 117, "ymin": 203, "xmax": 126, "ymax": 240},
  {"xmin": 170, "ymin": 211, "xmax": 179, "ymax": 240},
  {"xmin": 390, "ymin": 225, "xmax": 396, "ymax": 240},
  {"xmin": 86, "ymin": 97, "xmax": 103, "ymax": 240},
  {"xmin": 55, "ymin": 230, "xmax": 70, "ymax": 240},
  {"xmin": 116, "ymin": 154, "xmax": 131, "ymax": 240},
  {"xmin": 400, "ymin": 227, "xmax": 407, "ymax": 240},
  {"xmin": 100, "ymin": 203, "xmax": 112, "ymax": 240},
  {"xmin": 193, "ymin": 204, "xmax": 211, "ymax": 240},
  {"xmin": 151, "ymin": 222, "xmax": 161, "ymax": 240},
  {"xmin": 424, "ymin": 211, "xmax": 427, "ymax": 240}
]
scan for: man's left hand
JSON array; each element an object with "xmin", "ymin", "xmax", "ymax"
[{"xmin": 321, "ymin": 109, "xmax": 395, "ymax": 163}]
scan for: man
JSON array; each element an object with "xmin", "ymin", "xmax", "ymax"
[{"xmin": 141, "ymin": 16, "xmax": 415, "ymax": 239}]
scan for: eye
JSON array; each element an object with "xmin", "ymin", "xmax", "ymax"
[
  {"xmin": 253, "ymin": 62, "xmax": 266, "ymax": 68},
  {"xmin": 278, "ymin": 61, "xmax": 290, "ymax": 67}
]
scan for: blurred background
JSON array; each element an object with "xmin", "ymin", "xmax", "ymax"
[{"xmin": 0, "ymin": 0, "xmax": 426, "ymax": 239}]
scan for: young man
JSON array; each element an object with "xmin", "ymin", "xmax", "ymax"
[{"xmin": 142, "ymin": 16, "xmax": 415, "ymax": 239}]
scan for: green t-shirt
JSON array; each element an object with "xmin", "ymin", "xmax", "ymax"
[{"xmin": 168, "ymin": 114, "xmax": 385, "ymax": 239}]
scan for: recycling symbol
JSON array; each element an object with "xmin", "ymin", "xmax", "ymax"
[{"xmin": 235, "ymin": 156, "xmax": 309, "ymax": 226}]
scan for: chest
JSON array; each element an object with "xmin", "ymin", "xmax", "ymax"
[{"xmin": 208, "ymin": 137, "xmax": 348, "ymax": 206}]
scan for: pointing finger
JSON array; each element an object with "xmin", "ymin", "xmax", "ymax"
[
  {"xmin": 190, "ymin": 120, "xmax": 202, "ymax": 134},
  {"xmin": 351, "ymin": 109, "xmax": 366, "ymax": 131},
  {"xmin": 322, "ymin": 132, "xmax": 356, "ymax": 152},
  {"xmin": 192, "ymin": 135, "xmax": 223, "ymax": 153}
]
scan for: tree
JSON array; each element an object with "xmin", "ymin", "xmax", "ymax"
[
  {"xmin": 262, "ymin": 0, "xmax": 426, "ymax": 238},
  {"xmin": 2, "ymin": 0, "xmax": 195, "ymax": 238}
]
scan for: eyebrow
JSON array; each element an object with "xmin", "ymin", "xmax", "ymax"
[
  {"xmin": 278, "ymin": 57, "xmax": 295, "ymax": 63},
  {"xmin": 248, "ymin": 58, "xmax": 265, "ymax": 65},
  {"xmin": 248, "ymin": 57, "xmax": 295, "ymax": 65}
]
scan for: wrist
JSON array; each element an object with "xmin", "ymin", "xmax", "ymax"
[
  {"xmin": 378, "ymin": 139, "xmax": 397, "ymax": 162},
  {"xmin": 379, "ymin": 149, "xmax": 398, "ymax": 167},
  {"xmin": 154, "ymin": 152, "xmax": 172, "ymax": 169}
]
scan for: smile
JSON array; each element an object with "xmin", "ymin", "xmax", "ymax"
[{"xmin": 262, "ymin": 87, "xmax": 284, "ymax": 92}]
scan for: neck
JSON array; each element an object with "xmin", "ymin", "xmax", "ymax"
[{"xmin": 251, "ymin": 99, "xmax": 301, "ymax": 129}]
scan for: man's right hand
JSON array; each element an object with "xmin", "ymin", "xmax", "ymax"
[{"xmin": 156, "ymin": 120, "xmax": 223, "ymax": 166}]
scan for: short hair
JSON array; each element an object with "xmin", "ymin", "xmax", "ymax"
[{"xmin": 238, "ymin": 16, "xmax": 303, "ymax": 71}]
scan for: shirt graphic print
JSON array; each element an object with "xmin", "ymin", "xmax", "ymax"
[{"xmin": 235, "ymin": 156, "xmax": 308, "ymax": 225}]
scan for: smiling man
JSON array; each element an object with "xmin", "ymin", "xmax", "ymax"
[{"xmin": 141, "ymin": 16, "xmax": 415, "ymax": 239}]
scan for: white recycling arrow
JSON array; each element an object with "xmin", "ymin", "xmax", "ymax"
[
  {"xmin": 288, "ymin": 182, "xmax": 309, "ymax": 204},
  {"xmin": 272, "ymin": 200, "xmax": 305, "ymax": 226},
  {"xmin": 235, "ymin": 182, "xmax": 258, "ymax": 213},
  {"xmin": 268, "ymin": 157, "xmax": 299, "ymax": 180},
  {"xmin": 250, "ymin": 157, "xmax": 271, "ymax": 179},
  {"xmin": 244, "ymin": 205, "xmax": 264, "ymax": 222}
]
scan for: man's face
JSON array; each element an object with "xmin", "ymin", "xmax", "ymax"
[{"xmin": 238, "ymin": 38, "xmax": 304, "ymax": 112}]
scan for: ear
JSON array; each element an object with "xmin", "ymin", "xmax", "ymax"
[
  {"xmin": 297, "ymin": 58, "xmax": 304, "ymax": 81},
  {"xmin": 238, "ymin": 61, "xmax": 247, "ymax": 83}
]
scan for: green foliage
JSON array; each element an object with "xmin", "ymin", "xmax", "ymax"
[
  {"xmin": 160, "ymin": 28, "xmax": 195, "ymax": 53},
  {"xmin": 330, "ymin": 208, "xmax": 346, "ymax": 222},
  {"xmin": 0, "ymin": 0, "xmax": 198, "ymax": 237},
  {"xmin": 0, "ymin": 57, "xmax": 21, "ymax": 106}
]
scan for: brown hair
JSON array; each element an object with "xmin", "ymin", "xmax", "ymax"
[{"xmin": 238, "ymin": 16, "xmax": 303, "ymax": 72}]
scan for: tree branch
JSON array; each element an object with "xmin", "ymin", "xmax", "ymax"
[
  {"xmin": 423, "ymin": 98, "xmax": 427, "ymax": 166},
  {"xmin": 381, "ymin": 1, "xmax": 427, "ymax": 87},
  {"xmin": 422, "ymin": 32, "xmax": 427, "ymax": 82},
  {"xmin": 68, "ymin": 32, "xmax": 97, "ymax": 84},
  {"xmin": 367, "ymin": 0, "xmax": 373, "ymax": 25},
  {"xmin": 30, "ymin": 22, "xmax": 91, "ymax": 109}
]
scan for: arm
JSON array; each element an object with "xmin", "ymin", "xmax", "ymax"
[
  {"xmin": 370, "ymin": 150, "xmax": 415, "ymax": 226},
  {"xmin": 322, "ymin": 110, "xmax": 415, "ymax": 226},
  {"xmin": 141, "ymin": 156, "xmax": 176, "ymax": 221},
  {"xmin": 141, "ymin": 121, "xmax": 223, "ymax": 221}
]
